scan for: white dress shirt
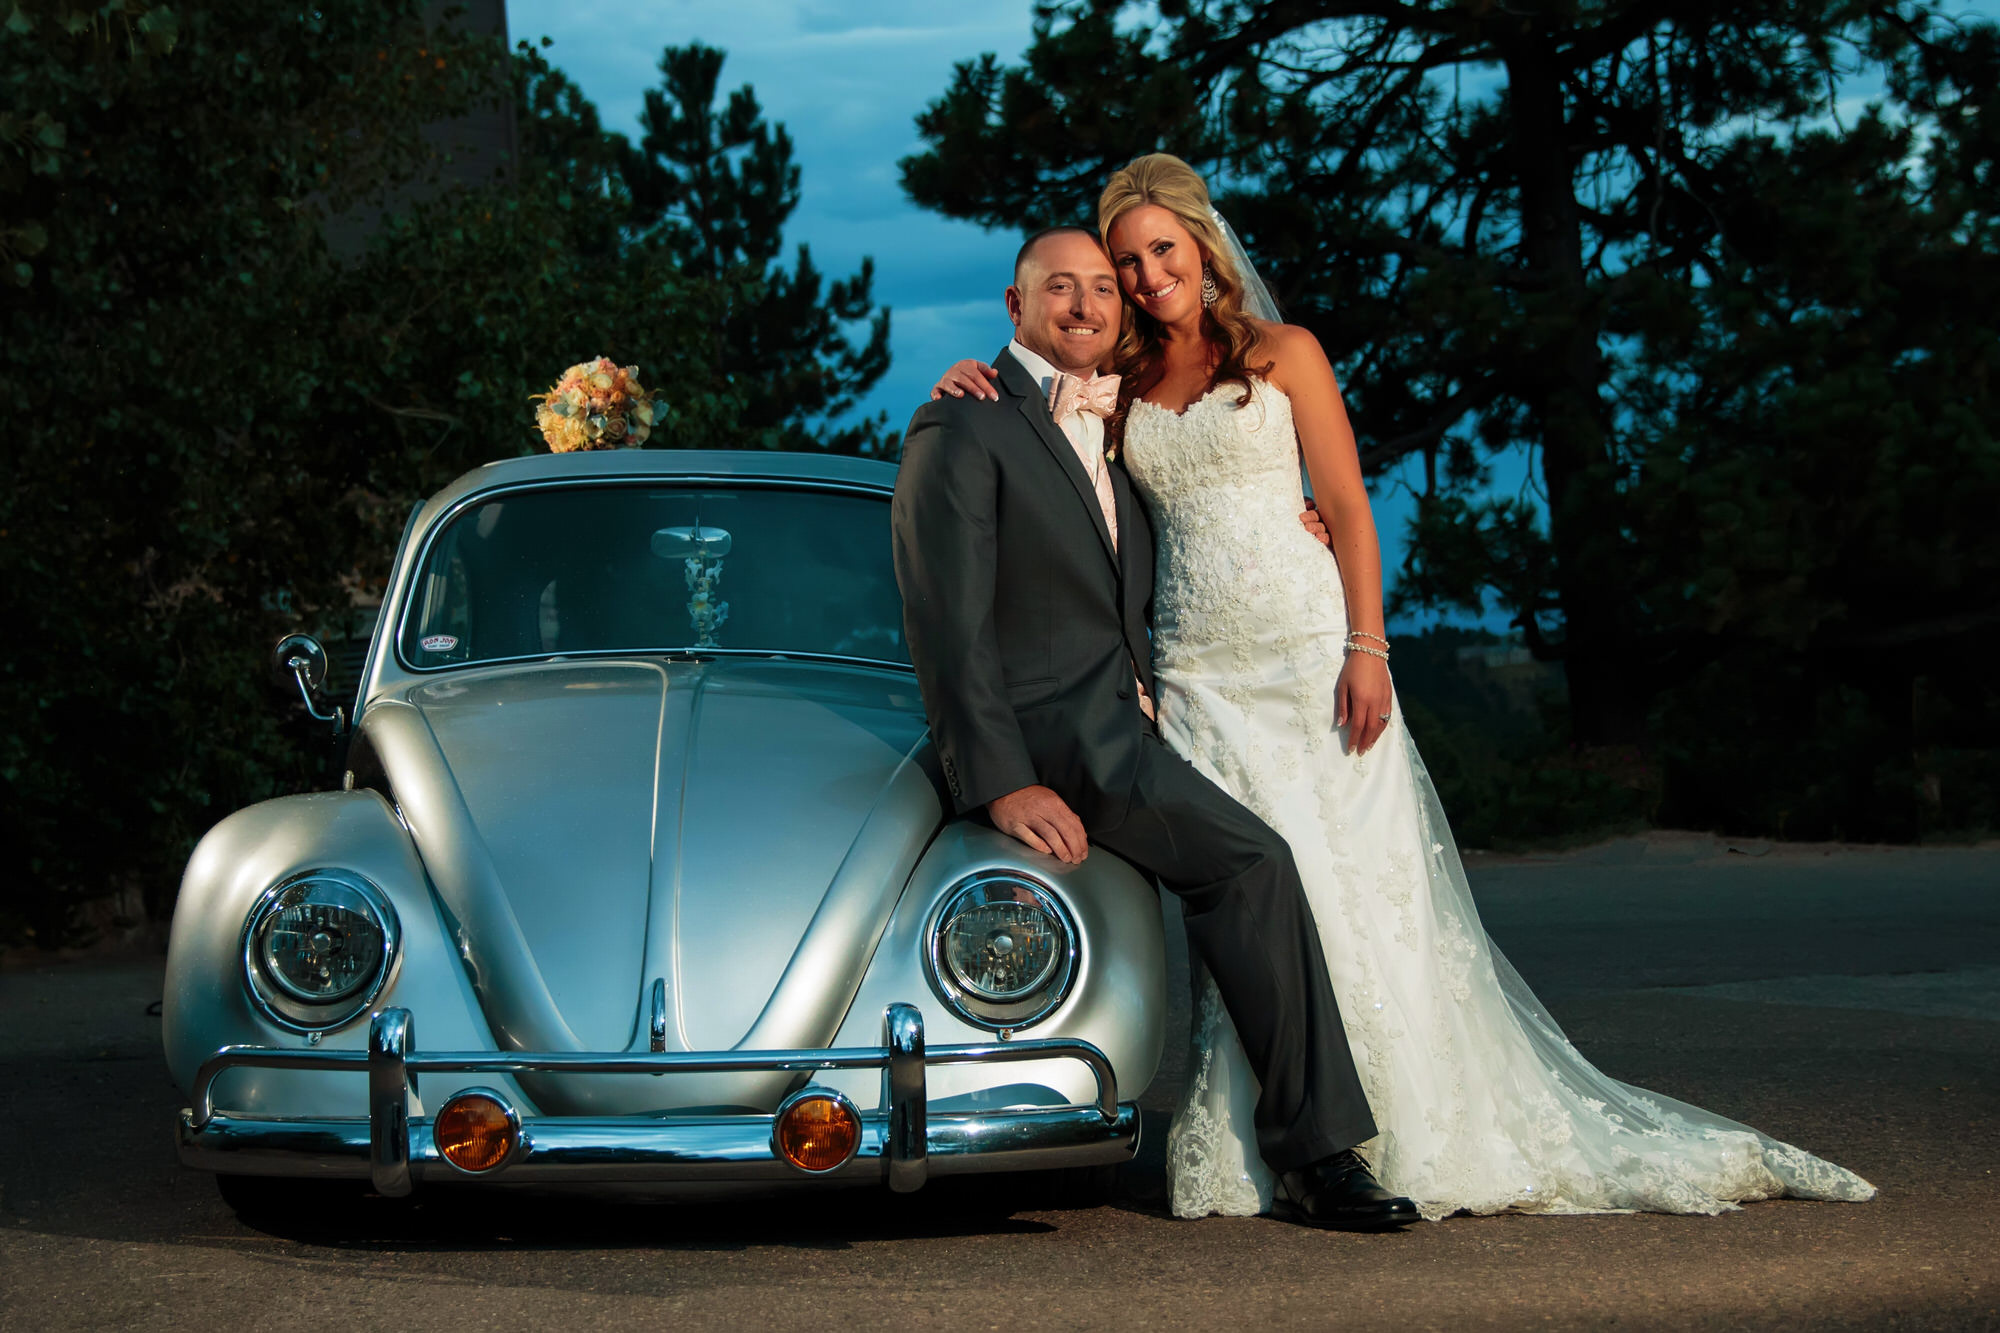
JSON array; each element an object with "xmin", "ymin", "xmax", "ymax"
[{"xmin": 1009, "ymin": 340, "xmax": 1117, "ymax": 546}]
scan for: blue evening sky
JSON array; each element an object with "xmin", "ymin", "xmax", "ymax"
[{"xmin": 503, "ymin": 1, "xmax": 1976, "ymax": 631}]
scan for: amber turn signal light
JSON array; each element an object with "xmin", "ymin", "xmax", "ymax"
[
  {"xmin": 434, "ymin": 1091, "xmax": 518, "ymax": 1172},
  {"xmin": 774, "ymin": 1091, "xmax": 861, "ymax": 1173}
]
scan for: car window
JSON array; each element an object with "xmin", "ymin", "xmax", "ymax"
[{"xmin": 400, "ymin": 485, "xmax": 908, "ymax": 669}]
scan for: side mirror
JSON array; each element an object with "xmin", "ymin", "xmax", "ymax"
[{"xmin": 272, "ymin": 632, "xmax": 345, "ymax": 732}]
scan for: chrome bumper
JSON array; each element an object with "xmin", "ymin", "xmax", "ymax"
[{"xmin": 177, "ymin": 1003, "xmax": 1139, "ymax": 1195}]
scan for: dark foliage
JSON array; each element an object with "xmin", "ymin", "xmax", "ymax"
[
  {"xmin": 0, "ymin": 4, "xmax": 890, "ymax": 943},
  {"xmin": 1393, "ymin": 628, "xmax": 1653, "ymax": 849}
]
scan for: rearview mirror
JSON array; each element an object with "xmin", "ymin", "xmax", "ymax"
[
  {"xmin": 650, "ymin": 525, "xmax": 733, "ymax": 559},
  {"xmin": 650, "ymin": 526, "xmax": 732, "ymax": 648}
]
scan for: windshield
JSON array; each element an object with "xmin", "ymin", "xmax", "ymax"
[{"xmin": 399, "ymin": 483, "xmax": 908, "ymax": 669}]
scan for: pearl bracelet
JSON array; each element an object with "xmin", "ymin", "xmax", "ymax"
[
  {"xmin": 1345, "ymin": 639, "xmax": 1390, "ymax": 660},
  {"xmin": 1348, "ymin": 631, "xmax": 1391, "ymax": 649}
]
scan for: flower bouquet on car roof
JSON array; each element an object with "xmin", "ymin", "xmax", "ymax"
[{"xmin": 532, "ymin": 357, "xmax": 656, "ymax": 451}]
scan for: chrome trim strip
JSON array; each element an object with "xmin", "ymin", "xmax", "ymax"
[
  {"xmin": 397, "ymin": 647, "xmax": 916, "ymax": 679},
  {"xmin": 648, "ymin": 978, "xmax": 668, "ymax": 1054},
  {"xmin": 351, "ymin": 501, "xmax": 424, "ymax": 726},
  {"xmin": 177, "ymin": 1104, "xmax": 1140, "ymax": 1185},
  {"xmin": 881, "ymin": 1002, "xmax": 927, "ymax": 1193},
  {"xmin": 367, "ymin": 1010, "xmax": 414, "ymax": 1197},
  {"xmin": 388, "ymin": 476, "xmax": 904, "ymax": 677}
]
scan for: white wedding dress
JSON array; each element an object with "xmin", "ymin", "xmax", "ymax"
[{"xmin": 1121, "ymin": 377, "xmax": 1877, "ymax": 1221}]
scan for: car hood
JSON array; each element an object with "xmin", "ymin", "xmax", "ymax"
[{"xmin": 362, "ymin": 657, "xmax": 937, "ymax": 1113}]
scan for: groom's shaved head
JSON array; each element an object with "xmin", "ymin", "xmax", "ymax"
[{"xmin": 1015, "ymin": 225, "xmax": 1101, "ymax": 283}]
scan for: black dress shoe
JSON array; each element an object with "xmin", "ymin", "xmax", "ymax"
[{"xmin": 1272, "ymin": 1149, "xmax": 1420, "ymax": 1231}]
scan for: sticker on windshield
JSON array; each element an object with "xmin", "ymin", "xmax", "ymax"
[{"xmin": 420, "ymin": 634, "xmax": 459, "ymax": 653}]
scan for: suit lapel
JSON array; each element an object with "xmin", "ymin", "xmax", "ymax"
[
  {"xmin": 1107, "ymin": 462, "xmax": 1157, "ymax": 693},
  {"xmin": 998, "ymin": 350, "xmax": 1119, "ymax": 570}
]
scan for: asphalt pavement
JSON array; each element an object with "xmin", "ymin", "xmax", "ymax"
[{"xmin": 1, "ymin": 831, "xmax": 1995, "ymax": 1330}]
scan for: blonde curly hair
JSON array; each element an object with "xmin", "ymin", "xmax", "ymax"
[{"xmin": 1097, "ymin": 153, "xmax": 1272, "ymax": 408}]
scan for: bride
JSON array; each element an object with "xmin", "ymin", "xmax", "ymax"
[{"xmin": 932, "ymin": 153, "xmax": 1876, "ymax": 1221}]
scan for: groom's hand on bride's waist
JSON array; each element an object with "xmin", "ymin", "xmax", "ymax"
[
  {"xmin": 1300, "ymin": 498, "xmax": 1331, "ymax": 546},
  {"xmin": 988, "ymin": 785, "xmax": 1090, "ymax": 864}
]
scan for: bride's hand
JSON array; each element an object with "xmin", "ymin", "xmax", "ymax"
[
  {"xmin": 1336, "ymin": 652, "xmax": 1394, "ymax": 756},
  {"xmin": 931, "ymin": 360, "xmax": 1000, "ymax": 401}
]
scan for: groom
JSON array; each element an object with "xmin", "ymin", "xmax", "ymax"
[{"xmin": 892, "ymin": 227, "xmax": 1417, "ymax": 1230}]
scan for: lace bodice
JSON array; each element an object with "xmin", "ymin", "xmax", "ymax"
[
  {"xmin": 1125, "ymin": 378, "xmax": 1304, "ymax": 510},
  {"xmin": 1123, "ymin": 379, "xmax": 1348, "ymax": 672}
]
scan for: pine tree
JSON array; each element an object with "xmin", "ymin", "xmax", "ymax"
[{"xmin": 623, "ymin": 43, "xmax": 893, "ymax": 455}]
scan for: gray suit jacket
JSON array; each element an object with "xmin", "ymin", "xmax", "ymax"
[{"xmin": 892, "ymin": 348, "xmax": 1155, "ymax": 829}]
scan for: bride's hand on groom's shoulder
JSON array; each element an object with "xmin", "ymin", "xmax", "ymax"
[{"xmin": 932, "ymin": 360, "xmax": 1000, "ymax": 402}]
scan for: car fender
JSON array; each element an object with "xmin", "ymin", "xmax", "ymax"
[
  {"xmin": 816, "ymin": 821, "xmax": 1167, "ymax": 1113},
  {"xmin": 163, "ymin": 789, "xmax": 498, "ymax": 1117}
]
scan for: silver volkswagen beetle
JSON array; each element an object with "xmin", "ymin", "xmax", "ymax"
[{"xmin": 166, "ymin": 449, "xmax": 1164, "ymax": 1207}]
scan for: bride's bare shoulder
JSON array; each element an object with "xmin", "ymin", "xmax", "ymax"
[
  {"xmin": 1254, "ymin": 321, "xmax": 1335, "ymax": 391},
  {"xmin": 1251, "ymin": 319, "xmax": 1321, "ymax": 352}
]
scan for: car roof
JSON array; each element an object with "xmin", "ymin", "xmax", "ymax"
[{"xmin": 414, "ymin": 448, "xmax": 900, "ymax": 529}]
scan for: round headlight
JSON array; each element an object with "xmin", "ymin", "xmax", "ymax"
[
  {"xmin": 256, "ymin": 881, "xmax": 385, "ymax": 1001},
  {"xmin": 942, "ymin": 898, "xmax": 1063, "ymax": 1001},
  {"xmin": 241, "ymin": 869, "xmax": 399, "ymax": 1032},
  {"xmin": 927, "ymin": 874, "xmax": 1077, "ymax": 1030}
]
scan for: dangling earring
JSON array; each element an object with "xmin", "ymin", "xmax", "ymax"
[{"xmin": 1201, "ymin": 265, "xmax": 1219, "ymax": 307}]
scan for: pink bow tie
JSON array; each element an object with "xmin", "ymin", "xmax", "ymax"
[{"xmin": 1049, "ymin": 371, "xmax": 1121, "ymax": 425}]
